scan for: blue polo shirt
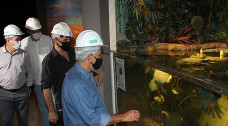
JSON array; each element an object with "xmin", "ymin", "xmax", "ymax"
[{"xmin": 62, "ymin": 63, "xmax": 111, "ymax": 126}]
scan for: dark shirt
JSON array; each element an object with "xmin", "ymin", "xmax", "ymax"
[{"xmin": 41, "ymin": 48, "xmax": 76, "ymax": 105}]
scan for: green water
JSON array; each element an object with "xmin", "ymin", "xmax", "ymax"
[{"xmin": 116, "ymin": 51, "xmax": 228, "ymax": 126}]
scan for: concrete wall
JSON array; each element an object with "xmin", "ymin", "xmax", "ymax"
[
  {"xmin": 81, "ymin": 0, "xmax": 101, "ymax": 34},
  {"xmin": 82, "ymin": 0, "xmax": 113, "ymax": 113}
]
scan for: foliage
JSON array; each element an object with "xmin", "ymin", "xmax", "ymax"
[{"xmin": 124, "ymin": 0, "xmax": 228, "ymax": 45}]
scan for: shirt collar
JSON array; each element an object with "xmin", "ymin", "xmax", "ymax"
[
  {"xmin": 52, "ymin": 47, "xmax": 58, "ymax": 57},
  {"xmin": 51, "ymin": 47, "xmax": 74, "ymax": 60},
  {"xmin": 75, "ymin": 63, "xmax": 93, "ymax": 78},
  {"xmin": 0, "ymin": 45, "xmax": 7, "ymax": 53},
  {"xmin": 0, "ymin": 45, "xmax": 19, "ymax": 54}
]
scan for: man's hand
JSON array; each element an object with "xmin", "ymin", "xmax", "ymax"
[
  {"xmin": 26, "ymin": 86, "xmax": 31, "ymax": 97},
  {"xmin": 43, "ymin": 89, "xmax": 58, "ymax": 124},
  {"xmin": 93, "ymin": 72, "xmax": 103, "ymax": 86},
  {"xmin": 108, "ymin": 110, "xmax": 140, "ymax": 125},
  {"xmin": 122, "ymin": 110, "xmax": 140, "ymax": 122},
  {"xmin": 26, "ymin": 86, "xmax": 30, "ymax": 91},
  {"xmin": 49, "ymin": 110, "xmax": 58, "ymax": 124}
]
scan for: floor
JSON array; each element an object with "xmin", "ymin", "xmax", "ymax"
[{"xmin": 0, "ymin": 89, "xmax": 43, "ymax": 126}]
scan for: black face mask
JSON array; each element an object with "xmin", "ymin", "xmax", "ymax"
[
  {"xmin": 56, "ymin": 38, "xmax": 70, "ymax": 51},
  {"xmin": 91, "ymin": 56, "xmax": 103, "ymax": 70}
]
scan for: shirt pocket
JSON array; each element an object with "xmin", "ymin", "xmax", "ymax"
[
  {"xmin": 16, "ymin": 55, "xmax": 27, "ymax": 72},
  {"xmin": 0, "ymin": 56, "xmax": 11, "ymax": 78},
  {"xmin": 0, "ymin": 56, "xmax": 10, "ymax": 69}
]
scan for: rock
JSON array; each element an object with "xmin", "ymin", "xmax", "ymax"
[
  {"xmin": 117, "ymin": 42, "xmax": 227, "ymax": 53},
  {"xmin": 152, "ymin": 42, "xmax": 227, "ymax": 51}
]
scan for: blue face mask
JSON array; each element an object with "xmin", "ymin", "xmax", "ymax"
[{"xmin": 12, "ymin": 41, "xmax": 21, "ymax": 50}]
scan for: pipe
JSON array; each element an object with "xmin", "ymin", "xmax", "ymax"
[{"xmin": 110, "ymin": 52, "xmax": 116, "ymax": 114}]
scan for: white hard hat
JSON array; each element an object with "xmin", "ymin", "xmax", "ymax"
[
  {"xmin": 25, "ymin": 17, "xmax": 42, "ymax": 30},
  {"xmin": 4, "ymin": 24, "xmax": 24, "ymax": 36},
  {"xmin": 75, "ymin": 30, "xmax": 108, "ymax": 47},
  {"xmin": 51, "ymin": 22, "xmax": 74, "ymax": 37}
]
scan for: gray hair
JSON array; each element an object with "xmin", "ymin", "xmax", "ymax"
[
  {"xmin": 4, "ymin": 35, "xmax": 14, "ymax": 39},
  {"xmin": 51, "ymin": 34, "xmax": 60, "ymax": 39},
  {"xmin": 75, "ymin": 46, "xmax": 101, "ymax": 61}
]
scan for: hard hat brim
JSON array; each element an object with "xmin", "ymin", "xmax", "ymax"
[
  {"xmin": 101, "ymin": 45, "xmax": 109, "ymax": 47},
  {"xmin": 4, "ymin": 33, "xmax": 25, "ymax": 36},
  {"xmin": 16, "ymin": 33, "xmax": 25, "ymax": 35},
  {"xmin": 74, "ymin": 44, "xmax": 109, "ymax": 48}
]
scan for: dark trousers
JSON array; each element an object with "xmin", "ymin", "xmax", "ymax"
[
  {"xmin": 56, "ymin": 104, "xmax": 64, "ymax": 126},
  {"xmin": 0, "ymin": 86, "xmax": 29, "ymax": 126},
  {"xmin": 50, "ymin": 104, "xmax": 64, "ymax": 126}
]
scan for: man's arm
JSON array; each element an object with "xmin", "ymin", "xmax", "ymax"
[
  {"xmin": 43, "ymin": 88, "xmax": 58, "ymax": 124},
  {"xmin": 66, "ymin": 85, "xmax": 140, "ymax": 125},
  {"xmin": 25, "ymin": 52, "xmax": 33, "ymax": 87},
  {"xmin": 108, "ymin": 110, "xmax": 140, "ymax": 125},
  {"xmin": 41, "ymin": 56, "xmax": 58, "ymax": 124},
  {"xmin": 22, "ymin": 39, "xmax": 34, "ymax": 92},
  {"xmin": 67, "ymin": 86, "xmax": 111, "ymax": 125},
  {"xmin": 93, "ymin": 71, "xmax": 103, "ymax": 86}
]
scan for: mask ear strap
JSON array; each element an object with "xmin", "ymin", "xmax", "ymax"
[
  {"xmin": 55, "ymin": 38, "xmax": 62, "ymax": 47},
  {"xmin": 56, "ymin": 38, "xmax": 62, "ymax": 43},
  {"xmin": 90, "ymin": 54, "xmax": 96, "ymax": 65},
  {"xmin": 91, "ymin": 54, "xmax": 97, "ymax": 59}
]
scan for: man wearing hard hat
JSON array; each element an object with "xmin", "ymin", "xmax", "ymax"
[
  {"xmin": 21, "ymin": 17, "xmax": 53, "ymax": 126},
  {"xmin": 41, "ymin": 22, "xmax": 76, "ymax": 126},
  {"xmin": 61, "ymin": 30, "xmax": 140, "ymax": 125},
  {"xmin": 0, "ymin": 24, "xmax": 33, "ymax": 126}
]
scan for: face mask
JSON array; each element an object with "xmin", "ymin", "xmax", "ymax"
[
  {"xmin": 12, "ymin": 41, "xmax": 21, "ymax": 50},
  {"xmin": 32, "ymin": 32, "xmax": 42, "ymax": 40},
  {"xmin": 91, "ymin": 56, "xmax": 103, "ymax": 70},
  {"xmin": 56, "ymin": 38, "xmax": 71, "ymax": 51}
]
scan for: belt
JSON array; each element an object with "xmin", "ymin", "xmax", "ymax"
[{"xmin": 0, "ymin": 85, "xmax": 25, "ymax": 92}]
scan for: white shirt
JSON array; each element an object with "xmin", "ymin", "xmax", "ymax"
[
  {"xmin": 21, "ymin": 34, "xmax": 53, "ymax": 85},
  {"xmin": 0, "ymin": 46, "xmax": 33, "ymax": 89}
]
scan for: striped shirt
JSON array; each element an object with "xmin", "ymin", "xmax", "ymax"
[{"xmin": 0, "ymin": 45, "xmax": 33, "ymax": 90}]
